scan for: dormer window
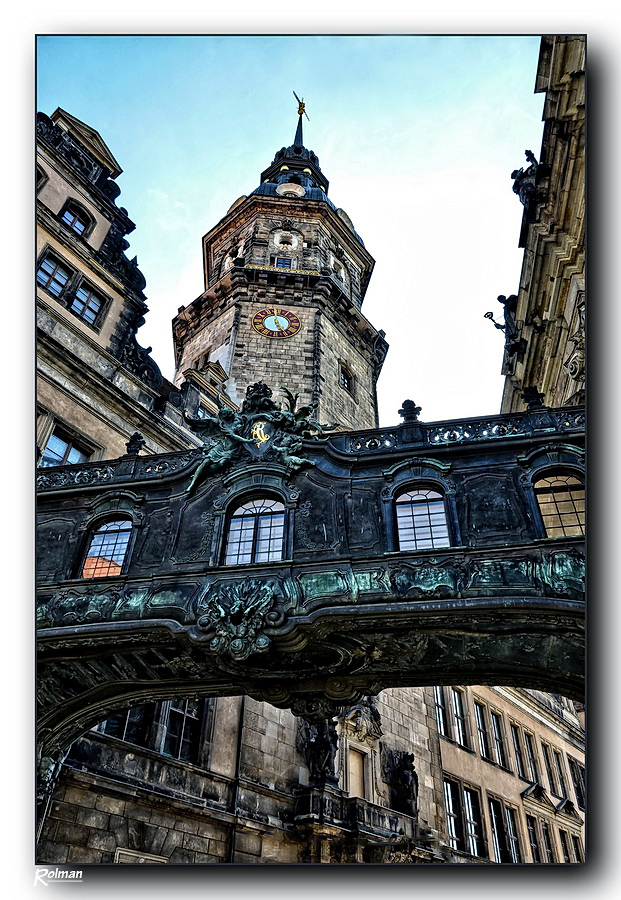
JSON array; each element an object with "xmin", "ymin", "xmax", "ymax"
[{"xmin": 60, "ymin": 200, "xmax": 93, "ymax": 237}]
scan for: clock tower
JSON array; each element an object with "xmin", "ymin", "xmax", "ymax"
[{"xmin": 172, "ymin": 109, "xmax": 388, "ymax": 430}]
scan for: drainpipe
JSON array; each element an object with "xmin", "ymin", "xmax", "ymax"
[{"xmin": 227, "ymin": 695, "xmax": 246, "ymax": 863}]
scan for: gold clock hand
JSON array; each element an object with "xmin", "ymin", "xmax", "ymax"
[{"xmin": 272, "ymin": 307, "xmax": 285, "ymax": 331}]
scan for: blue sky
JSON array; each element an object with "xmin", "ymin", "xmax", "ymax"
[{"xmin": 37, "ymin": 35, "xmax": 545, "ymax": 424}]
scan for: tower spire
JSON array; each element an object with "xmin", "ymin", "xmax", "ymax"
[{"xmin": 293, "ymin": 91, "xmax": 309, "ymax": 148}]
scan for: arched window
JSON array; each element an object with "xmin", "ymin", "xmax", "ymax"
[
  {"xmin": 534, "ymin": 473, "xmax": 585, "ymax": 538},
  {"xmin": 81, "ymin": 519, "xmax": 133, "ymax": 578},
  {"xmin": 60, "ymin": 200, "xmax": 93, "ymax": 237},
  {"xmin": 395, "ymin": 487, "xmax": 450, "ymax": 550},
  {"xmin": 223, "ymin": 498, "xmax": 285, "ymax": 565}
]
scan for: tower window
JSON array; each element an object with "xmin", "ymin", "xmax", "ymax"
[
  {"xmin": 275, "ymin": 257, "xmax": 292, "ymax": 269},
  {"xmin": 339, "ymin": 364, "xmax": 354, "ymax": 393},
  {"xmin": 534, "ymin": 472, "xmax": 585, "ymax": 537},
  {"xmin": 81, "ymin": 519, "xmax": 133, "ymax": 579},
  {"xmin": 395, "ymin": 488, "xmax": 450, "ymax": 550},
  {"xmin": 223, "ymin": 498, "xmax": 285, "ymax": 565}
]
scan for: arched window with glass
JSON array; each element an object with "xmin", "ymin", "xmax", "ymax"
[
  {"xmin": 59, "ymin": 199, "xmax": 94, "ymax": 237},
  {"xmin": 533, "ymin": 472, "xmax": 585, "ymax": 538},
  {"xmin": 395, "ymin": 486, "xmax": 450, "ymax": 551},
  {"xmin": 80, "ymin": 518, "xmax": 133, "ymax": 578},
  {"xmin": 223, "ymin": 498, "xmax": 285, "ymax": 565}
]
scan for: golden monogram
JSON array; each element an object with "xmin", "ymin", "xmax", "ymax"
[{"xmin": 251, "ymin": 421, "xmax": 270, "ymax": 448}]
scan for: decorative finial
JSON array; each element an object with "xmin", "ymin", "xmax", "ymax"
[
  {"xmin": 293, "ymin": 90, "xmax": 310, "ymax": 121},
  {"xmin": 293, "ymin": 91, "xmax": 309, "ymax": 148},
  {"xmin": 398, "ymin": 400, "xmax": 422, "ymax": 423},
  {"xmin": 124, "ymin": 432, "xmax": 146, "ymax": 456}
]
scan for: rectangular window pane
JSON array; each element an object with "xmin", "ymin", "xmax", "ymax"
[
  {"xmin": 524, "ymin": 733, "xmax": 540, "ymax": 782},
  {"xmin": 490, "ymin": 712, "xmax": 507, "ymax": 767},
  {"xmin": 463, "ymin": 788, "xmax": 485, "ymax": 857},
  {"xmin": 443, "ymin": 780, "xmax": 464, "ymax": 852},
  {"xmin": 474, "ymin": 702, "xmax": 490, "ymax": 759},
  {"xmin": 451, "ymin": 689, "xmax": 468, "ymax": 747},
  {"xmin": 526, "ymin": 815, "xmax": 541, "ymax": 863},
  {"xmin": 510, "ymin": 724, "xmax": 526, "ymax": 778},
  {"xmin": 505, "ymin": 807, "xmax": 522, "ymax": 863},
  {"xmin": 434, "ymin": 686, "xmax": 449, "ymax": 737},
  {"xmin": 541, "ymin": 822, "xmax": 556, "ymax": 862}
]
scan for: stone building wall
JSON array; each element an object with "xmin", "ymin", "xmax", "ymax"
[{"xmin": 318, "ymin": 314, "xmax": 378, "ymax": 430}]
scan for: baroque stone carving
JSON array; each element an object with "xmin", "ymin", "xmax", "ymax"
[
  {"xmin": 297, "ymin": 718, "xmax": 339, "ymax": 787},
  {"xmin": 183, "ymin": 381, "xmax": 337, "ymax": 493},
  {"xmin": 339, "ymin": 695, "xmax": 383, "ymax": 742},
  {"xmin": 37, "ymin": 465, "xmax": 115, "ymax": 490},
  {"xmin": 43, "ymin": 586, "xmax": 123, "ymax": 627},
  {"xmin": 195, "ymin": 579, "xmax": 285, "ymax": 660},
  {"xmin": 381, "ymin": 747, "xmax": 419, "ymax": 818},
  {"xmin": 124, "ymin": 432, "xmax": 146, "ymax": 455},
  {"xmin": 121, "ymin": 337, "xmax": 164, "ymax": 388}
]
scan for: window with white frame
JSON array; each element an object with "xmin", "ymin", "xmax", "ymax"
[
  {"xmin": 567, "ymin": 756, "xmax": 585, "ymax": 810},
  {"xmin": 490, "ymin": 710, "xmax": 508, "ymax": 768},
  {"xmin": 510, "ymin": 723, "xmax": 527, "ymax": 779},
  {"xmin": 395, "ymin": 487, "xmax": 450, "ymax": 551},
  {"xmin": 488, "ymin": 797, "xmax": 522, "ymax": 863},
  {"xmin": 443, "ymin": 778, "xmax": 486, "ymax": 857},
  {"xmin": 223, "ymin": 497, "xmax": 285, "ymax": 565},
  {"xmin": 450, "ymin": 688, "xmax": 469, "ymax": 748},
  {"xmin": 474, "ymin": 701, "xmax": 491, "ymax": 760}
]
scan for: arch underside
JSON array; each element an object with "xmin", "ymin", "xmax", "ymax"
[{"xmin": 38, "ymin": 592, "xmax": 584, "ymax": 757}]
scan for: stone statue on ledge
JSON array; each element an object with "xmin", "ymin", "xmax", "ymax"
[{"xmin": 297, "ymin": 718, "xmax": 339, "ymax": 788}]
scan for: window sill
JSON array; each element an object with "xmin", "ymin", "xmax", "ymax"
[{"xmin": 439, "ymin": 735, "xmax": 475, "ymax": 754}]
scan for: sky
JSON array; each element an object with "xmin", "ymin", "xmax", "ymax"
[{"xmin": 37, "ymin": 35, "xmax": 546, "ymax": 426}]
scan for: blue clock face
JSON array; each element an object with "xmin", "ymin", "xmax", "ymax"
[
  {"xmin": 252, "ymin": 307, "xmax": 302, "ymax": 339},
  {"xmin": 264, "ymin": 313, "xmax": 290, "ymax": 331}
]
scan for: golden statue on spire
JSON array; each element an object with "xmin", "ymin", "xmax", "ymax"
[{"xmin": 293, "ymin": 91, "xmax": 310, "ymax": 121}]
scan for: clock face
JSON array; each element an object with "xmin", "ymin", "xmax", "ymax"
[{"xmin": 252, "ymin": 307, "xmax": 301, "ymax": 339}]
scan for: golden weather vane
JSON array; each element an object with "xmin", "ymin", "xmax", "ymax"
[{"xmin": 293, "ymin": 90, "xmax": 310, "ymax": 121}]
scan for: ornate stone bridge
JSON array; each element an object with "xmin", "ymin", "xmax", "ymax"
[{"xmin": 37, "ymin": 395, "xmax": 585, "ymax": 760}]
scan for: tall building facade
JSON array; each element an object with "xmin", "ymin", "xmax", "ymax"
[
  {"xmin": 435, "ymin": 34, "xmax": 586, "ymax": 865},
  {"xmin": 36, "ymin": 37, "xmax": 584, "ymax": 866}
]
